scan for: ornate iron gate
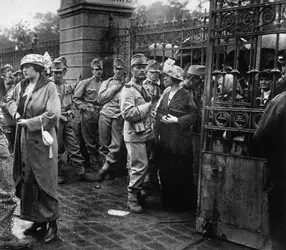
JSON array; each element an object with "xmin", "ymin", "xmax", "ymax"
[
  {"xmin": 197, "ymin": 0, "xmax": 286, "ymax": 249},
  {"xmin": 130, "ymin": 11, "xmax": 208, "ymax": 69}
]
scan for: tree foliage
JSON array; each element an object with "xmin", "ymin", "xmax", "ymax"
[
  {"xmin": 134, "ymin": 0, "xmax": 208, "ymax": 26},
  {"xmin": 0, "ymin": 12, "xmax": 59, "ymax": 49}
]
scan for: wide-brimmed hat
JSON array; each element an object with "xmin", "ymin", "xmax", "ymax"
[
  {"xmin": 163, "ymin": 58, "xmax": 183, "ymax": 81},
  {"xmin": 20, "ymin": 54, "xmax": 45, "ymax": 70},
  {"xmin": 187, "ymin": 65, "xmax": 206, "ymax": 76},
  {"xmin": 146, "ymin": 59, "xmax": 160, "ymax": 73},
  {"xmin": 91, "ymin": 57, "xmax": 103, "ymax": 69},
  {"xmin": 131, "ymin": 53, "xmax": 148, "ymax": 67}
]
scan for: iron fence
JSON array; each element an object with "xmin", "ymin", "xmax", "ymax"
[{"xmin": 0, "ymin": 39, "xmax": 60, "ymax": 72}]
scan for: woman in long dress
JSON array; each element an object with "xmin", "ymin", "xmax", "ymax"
[
  {"xmin": 7, "ymin": 54, "xmax": 61, "ymax": 243},
  {"xmin": 156, "ymin": 59, "xmax": 198, "ymax": 211}
]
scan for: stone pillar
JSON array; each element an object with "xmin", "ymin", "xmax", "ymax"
[{"xmin": 58, "ymin": 0, "xmax": 134, "ymax": 85}]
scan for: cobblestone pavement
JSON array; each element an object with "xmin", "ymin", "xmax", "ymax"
[{"xmin": 12, "ymin": 172, "xmax": 252, "ymax": 250}]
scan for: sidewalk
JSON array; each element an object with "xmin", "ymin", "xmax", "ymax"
[{"xmin": 12, "ymin": 174, "xmax": 252, "ymax": 250}]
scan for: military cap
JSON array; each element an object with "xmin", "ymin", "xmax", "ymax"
[
  {"xmin": 20, "ymin": 54, "xmax": 45, "ymax": 69},
  {"xmin": 56, "ymin": 56, "xmax": 68, "ymax": 69},
  {"xmin": 4, "ymin": 64, "xmax": 13, "ymax": 70},
  {"xmin": 187, "ymin": 65, "xmax": 206, "ymax": 76},
  {"xmin": 146, "ymin": 59, "xmax": 160, "ymax": 73},
  {"xmin": 13, "ymin": 70, "xmax": 23, "ymax": 76},
  {"xmin": 131, "ymin": 53, "xmax": 147, "ymax": 67},
  {"xmin": 163, "ymin": 58, "xmax": 183, "ymax": 81},
  {"xmin": 113, "ymin": 58, "xmax": 125, "ymax": 69},
  {"xmin": 51, "ymin": 60, "xmax": 65, "ymax": 72},
  {"xmin": 91, "ymin": 57, "xmax": 103, "ymax": 69}
]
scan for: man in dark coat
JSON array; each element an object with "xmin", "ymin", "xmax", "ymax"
[{"xmin": 254, "ymin": 91, "xmax": 286, "ymax": 249}]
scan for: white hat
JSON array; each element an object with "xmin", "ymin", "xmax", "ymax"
[{"xmin": 163, "ymin": 58, "xmax": 183, "ymax": 81}]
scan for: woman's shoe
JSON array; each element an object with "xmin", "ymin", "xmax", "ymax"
[
  {"xmin": 23, "ymin": 222, "xmax": 47, "ymax": 236},
  {"xmin": 44, "ymin": 221, "xmax": 58, "ymax": 244}
]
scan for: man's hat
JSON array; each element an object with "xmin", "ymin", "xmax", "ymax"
[
  {"xmin": 56, "ymin": 56, "xmax": 68, "ymax": 69},
  {"xmin": 4, "ymin": 64, "xmax": 13, "ymax": 70},
  {"xmin": 113, "ymin": 58, "xmax": 125, "ymax": 69},
  {"xmin": 187, "ymin": 65, "xmax": 206, "ymax": 76},
  {"xmin": 259, "ymin": 69, "xmax": 272, "ymax": 78},
  {"xmin": 91, "ymin": 57, "xmax": 103, "ymax": 69},
  {"xmin": 51, "ymin": 60, "xmax": 65, "ymax": 72},
  {"xmin": 131, "ymin": 53, "xmax": 147, "ymax": 67},
  {"xmin": 278, "ymin": 51, "xmax": 286, "ymax": 64},
  {"xmin": 146, "ymin": 60, "xmax": 160, "ymax": 73}
]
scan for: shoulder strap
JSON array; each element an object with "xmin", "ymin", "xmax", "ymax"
[{"xmin": 132, "ymin": 84, "xmax": 151, "ymax": 102}]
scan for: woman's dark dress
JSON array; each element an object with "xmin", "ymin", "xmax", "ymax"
[{"xmin": 156, "ymin": 87, "xmax": 198, "ymax": 211}]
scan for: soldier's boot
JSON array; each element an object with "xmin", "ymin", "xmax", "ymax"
[
  {"xmin": 78, "ymin": 172, "xmax": 98, "ymax": 182},
  {"xmin": 89, "ymin": 156, "xmax": 101, "ymax": 172},
  {"xmin": 127, "ymin": 193, "xmax": 143, "ymax": 214},
  {"xmin": 95, "ymin": 161, "xmax": 110, "ymax": 182}
]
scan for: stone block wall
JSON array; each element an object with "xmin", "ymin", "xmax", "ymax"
[{"xmin": 58, "ymin": 0, "xmax": 134, "ymax": 85}]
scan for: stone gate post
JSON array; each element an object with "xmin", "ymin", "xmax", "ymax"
[{"xmin": 58, "ymin": 0, "xmax": 134, "ymax": 85}]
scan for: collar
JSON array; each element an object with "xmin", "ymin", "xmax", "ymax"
[{"xmin": 21, "ymin": 73, "xmax": 51, "ymax": 93}]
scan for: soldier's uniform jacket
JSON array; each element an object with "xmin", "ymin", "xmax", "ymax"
[
  {"xmin": 142, "ymin": 79, "xmax": 161, "ymax": 106},
  {"xmin": 121, "ymin": 79, "xmax": 155, "ymax": 143},
  {"xmin": 73, "ymin": 76, "xmax": 102, "ymax": 111},
  {"xmin": 98, "ymin": 77, "xmax": 124, "ymax": 118},
  {"xmin": 50, "ymin": 77, "xmax": 74, "ymax": 122}
]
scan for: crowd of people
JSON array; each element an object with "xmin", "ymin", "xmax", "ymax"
[
  {"xmin": 0, "ymin": 52, "xmax": 205, "ymax": 249},
  {"xmin": 1, "ymin": 49, "xmax": 285, "ymax": 249}
]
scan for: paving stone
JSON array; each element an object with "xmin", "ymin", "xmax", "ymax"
[
  {"xmin": 145, "ymin": 241, "xmax": 168, "ymax": 250},
  {"xmin": 134, "ymin": 234, "xmax": 153, "ymax": 243},
  {"xmin": 145, "ymin": 230, "xmax": 165, "ymax": 238},
  {"xmin": 107, "ymin": 232, "xmax": 128, "ymax": 241},
  {"xmin": 160, "ymin": 228, "xmax": 183, "ymax": 238},
  {"xmin": 156, "ymin": 235, "xmax": 177, "ymax": 245},
  {"xmin": 93, "ymin": 237, "xmax": 119, "ymax": 248}
]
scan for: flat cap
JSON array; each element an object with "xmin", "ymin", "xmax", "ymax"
[
  {"xmin": 131, "ymin": 53, "xmax": 147, "ymax": 67},
  {"xmin": 91, "ymin": 57, "xmax": 103, "ymax": 69},
  {"xmin": 113, "ymin": 58, "xmax": 125, "ymax": 69},
  {"xmin": 146, "ymin": 59, "xmax": 160, "ymax": 73},
  {"xmin": 187, "ymin": 65, "xmax": 206, "ymax": 76}
]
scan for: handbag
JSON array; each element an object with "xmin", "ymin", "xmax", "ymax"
[{"xmin": 40, "ymin": 115, "xmax": 54, "ymax": 159}]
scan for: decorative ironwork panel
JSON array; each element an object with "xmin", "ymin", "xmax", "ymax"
[{"xmin": 203, "ymin": 0, "xmax": 286, "ymax": 158}]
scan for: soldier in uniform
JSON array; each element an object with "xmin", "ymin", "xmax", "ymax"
[
  {"xmin": 121, "ymin": 53, "xmax": 155, "ymax": 213},
  {"xmin": 73, "ymin": 57, "xmax": 103, "ymax": 171},
  {"xmin": 51, "ymin": 59, "xmax": 97, "ymax": 183},
  {"xmin": 142, "ymin": 59, "xmax": 161, "ymax": 187},
  {"xmin": 96, "ymin": 58, "xmax": 126, "ymax": 181},
  {"xmin": 183, "ymin": 65, "xmax": 205, "ymax": 186}
]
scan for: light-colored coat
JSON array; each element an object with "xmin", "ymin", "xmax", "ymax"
[{"xmin": 7, "ymin": 75, "xmax": 61, "ymax": 200}]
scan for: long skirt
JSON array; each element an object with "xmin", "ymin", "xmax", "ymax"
[
  {"xmin": 20, "ymin": 161, "xmax": 59, "ymax": 223},
  {"xmin": 158, "ymin": 152, "xmax": 196, "ymax": 211}
]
